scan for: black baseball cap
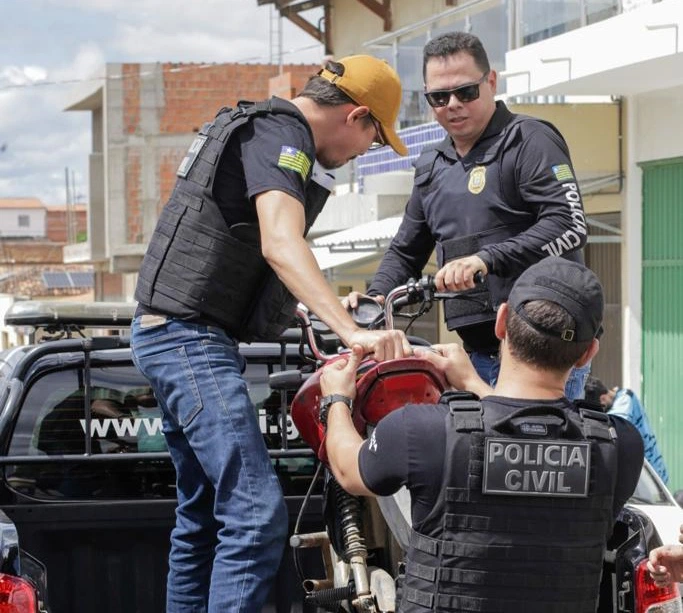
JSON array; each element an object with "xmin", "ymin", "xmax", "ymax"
[{"xmin": 508, "ymin": 257, "xmax": 604, "ymax": 342}]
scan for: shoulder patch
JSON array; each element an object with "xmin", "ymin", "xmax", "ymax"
[
  {"xmin": 552, "ymin": 163, "xmax": 574, "ymax": 181},
  {"xmin": 278, "ymin": 145, "xmax": 311, "ymax": 179}
]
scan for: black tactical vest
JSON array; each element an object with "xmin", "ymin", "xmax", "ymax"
[
  {"xmin": 135, "ymin": 98, "xmax": 329, "ymax": 341},
  {"xmin": 400, "ymin": 396, "xmax": 618, "ymax": 613},
  {"xmin": 413, "ymin": 115, "xmax": 581, "ymax": 331}
]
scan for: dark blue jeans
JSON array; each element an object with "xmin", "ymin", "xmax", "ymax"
[
  {"xmin": 469, "ymin": 351, "xmax": 590, "ymax": 401},
  {"xmin": 131, "ymin": 317, "xmax": 287, "ymax": 613}
]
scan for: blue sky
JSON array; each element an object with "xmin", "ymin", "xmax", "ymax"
[{"xmin": 0, "ymin": 0, "xmax": 324, "ymax": 205}]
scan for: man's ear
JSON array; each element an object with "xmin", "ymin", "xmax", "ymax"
[
  {"xmin": 488, "ymin": 69, "xmax": 498, "ymax": 96},
  {"xmin": 346, "ymin": 105, "xmax": 369, "ymax": 125},
  {"xmin": 494, "ymin": 302, "xmax": 508, "ymax": 341},
  {"xmin": 575, "ymin": 338, "xmax": 599, "ymax": 368}
]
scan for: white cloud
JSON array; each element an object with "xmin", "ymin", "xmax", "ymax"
[
  {"xmin": 0, "ymin": 0, "xmax": 324, "ymax": 205},
  {"xmin": 0, "ymin": 66, "xmax": 48, "ymax": 87}
]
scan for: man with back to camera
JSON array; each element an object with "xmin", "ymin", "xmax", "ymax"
[
  {"xmin": 130, "ymin": 56, "xmax": 413, "ymax": 613},
  {"xmin": 322, "ymin": 257, "xmax": 644, "ymax": 612},
  {"xmin": 347, "ymin": 31, "xmax": 589, "ymax": 398}
]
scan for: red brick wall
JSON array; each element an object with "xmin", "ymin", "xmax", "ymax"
[
  {"xmin": 159, "ymin": 152, "xmax": 182, "ymax": 213},
  {"xmin": 126, "ymin": 150, "xmax": 142, "ymax": 243},
  {"xmin": 157, "ymin": 63, "xmax": 319, "ymax": 133},
  {"xmin": 121, "ymin": 62, "xmax": 319, "ymax": 246},
  {"xmin": 100, "ymin": 271, "xmax": 125, "ymax": 301},
  {"xmin": 123, "ymin": 64, "xmax": 141, "ymax": 135},
  {"xmin": 45, "ymin": 207, "xmax": 87, "ymax": 243},
  {"xmin": 0, "ymin": 241, "xmax": 65, "ymax": 264}
]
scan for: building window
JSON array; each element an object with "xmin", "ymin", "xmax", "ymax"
[{"xmin": 18, "ymin": 215, "xmax": 30, "ymax": 228}]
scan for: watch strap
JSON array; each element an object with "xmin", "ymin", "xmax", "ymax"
[{"xmin": 319, "ymin": 394, "xmax": 353, "ymax": 427}]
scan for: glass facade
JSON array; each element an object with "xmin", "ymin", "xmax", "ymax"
[{"xmin": 356, "ymin": 0, "xmax": 631, "ymax": 178}]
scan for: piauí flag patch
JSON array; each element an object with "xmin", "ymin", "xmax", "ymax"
[
  {"xmin": 552, "ymin": 163, "xmax": 574, "ymax": 181},
  {"xmin": 277, "ymin": 146, "xmax": 311, "ymax": 179}
]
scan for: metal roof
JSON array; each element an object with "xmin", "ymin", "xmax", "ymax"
[
  {"xmin": 312, "ymin": 247, "xmax": 378, "ymax": 271},
  {"xmin": 0, "ymin": 198, "xmax": 46, "ymax": 210},
  {"xmin": 312, "ymin": 216, "xmax": 403, "ymax": 251}
]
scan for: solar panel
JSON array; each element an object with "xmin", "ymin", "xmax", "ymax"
[
  {"xmin": 69, "ymin": 271, "xmax": 94, "ymax": 288},
  {"xmin": 42, "ymin": 271, "xmax": 95, "ymax": 289},
  {"xmin": 42, "ymin": 271, "xmax": 72, "ymax": 289}
]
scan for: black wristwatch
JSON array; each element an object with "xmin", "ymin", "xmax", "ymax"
[{"xmin": 319, "ymin": 394, "xmax": 353, "ymax": 428}]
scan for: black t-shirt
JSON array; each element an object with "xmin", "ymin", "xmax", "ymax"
[
  {"xmin": 212, "ymin": 103, "xmax": 315, "ymax": 226},
  {"xmin": 358, "ymin": 396, "xmax": 644, "ymax": 527}
]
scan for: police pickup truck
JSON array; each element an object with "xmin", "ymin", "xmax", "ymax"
[
  {"xmin": 0, "ymin": 301, "xmax": 325, "ymax": 613},
  {"xmin": 0, "ymin": 301, "xmax": 681, "ymax": 613}
]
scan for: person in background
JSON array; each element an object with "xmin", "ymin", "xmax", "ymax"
[
  {"xmin": 323, "ymin": 257, "xmax": 643, "ymax": 612},
  {"xmin": 346, "ymin": 31, "xmax": 590, "ymax": 399},
  {"xmin": 130, "ymin": 55, "xmax": 413, "ymax": 613},
  {"xmin": 648, "ymin": 523, "xmax": 683, "ymax": 586},
  {"xmin": 584, "ymin": 375, "xmax": 669, "ymax": 484}
]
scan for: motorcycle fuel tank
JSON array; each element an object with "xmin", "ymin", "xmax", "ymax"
[{"xmin": 290, "ymin": 356, "xmax": 448, "ymax": 464}]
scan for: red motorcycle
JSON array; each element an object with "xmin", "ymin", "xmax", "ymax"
[{"xmin": 282, "ymin": 277, "xmax": 454, "ymax": 612}]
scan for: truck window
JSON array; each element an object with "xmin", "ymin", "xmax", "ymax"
[
  {"xmin": 5, "ymin": 365, "xmax": 174, "ymax": 501},
  {"xmin": 4, "ymin": 357, "xmax": 316, "ymax": 500}
]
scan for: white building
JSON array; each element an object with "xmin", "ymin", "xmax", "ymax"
[{"xmin": 0, "ymin": 198, "xmax": 46, "ymax": 239}]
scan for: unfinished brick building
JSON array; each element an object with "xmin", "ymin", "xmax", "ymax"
[{"xmin": 65, "ymin": 61, "xmax": 320, "ymax": 300}]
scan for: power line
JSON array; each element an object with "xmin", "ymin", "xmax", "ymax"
[{"xmin": 0, "ymin": 42, "xmax": 323, "ymax": 93}]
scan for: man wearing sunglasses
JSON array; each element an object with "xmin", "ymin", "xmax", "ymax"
[{"xmin": 351, "ymin": 31, "xmax": 589, "ymax": 400}]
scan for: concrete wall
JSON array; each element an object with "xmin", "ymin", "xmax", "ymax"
[
  {"xmin": 0, "ymin": 209, "xmax": 46, "ymax": 238},
  {"xmin": 330, "ymin": 0, "xmax": 467, "ymax": 57},
  {"xmin": 509, "ymin": 101, "xmax": 624, "ymax": 215},
  {"xmin": 632, "ymin": 85, "xmax": 683, "ymax": 163}
]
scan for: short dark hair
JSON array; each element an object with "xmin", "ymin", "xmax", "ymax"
[
  {"xmin": 300, "ymin": 61, "xmax": 358, "ymax": 107},
  {"xmin": 506, "ymin": 300, "xmax": 592, "ymax": 372},
  {"xmin": 423, "ymin": 32, "xmax": 491, "ymax": 81},
  {"xmin": 584, "ymin": 376, "xmax": 609, "ymax": 407}
]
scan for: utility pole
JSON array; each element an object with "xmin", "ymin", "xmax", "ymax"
[{"xmin": 269, "ymin": 4, "xmax": 284, "ymax": 73}]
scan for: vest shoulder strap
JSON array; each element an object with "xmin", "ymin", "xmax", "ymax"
[
  {"xmin": 440, "ymin": 390, "xmax": 483, "ymax": 432},
  {"xmin": 413, "ymin": 135, "xmax": 450, "ymax": 186},
  {"xmin": 230, "ymin": 97, "xmax": 306, "ymax": 123},
  {"xmin": 576, "ymin": 405, "xmax": 617, "ymax": 442},
  {"xmin": 205, "ymin": 98, "xmax": 308, "ymax": 144}
]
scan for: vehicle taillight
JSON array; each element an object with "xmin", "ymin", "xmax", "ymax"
[
  {"xmin": 635, "ymin": 559, "xmax": 683, "ymax": 613},
  {"xmin": 0, "ymin": 574, "xmax": 37, "ymax": 613}
]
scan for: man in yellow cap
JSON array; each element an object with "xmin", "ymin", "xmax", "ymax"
[{"xmin": 131, "ymin": 56, "xmax": 411, "ymax": 613}]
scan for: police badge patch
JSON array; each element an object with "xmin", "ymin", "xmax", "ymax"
[
  {"xmin": 177, "ymin": 134, "xmax": 208, "ymax": 178},
  {"xmin": 468, "ymin": 166, "xmax": 486, "ymax": 194},
  {"xmin": 482, "ymin": 437, "xmax": 590, "ymax": 498}
]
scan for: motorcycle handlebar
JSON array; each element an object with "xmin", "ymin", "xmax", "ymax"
[
  {"xmin": 295, "ymin": 271, "xmax": 485, "ymax": 361},
  {"xmin": 383, "ymin": 272, "xmax": 485, "ymax": 330}
]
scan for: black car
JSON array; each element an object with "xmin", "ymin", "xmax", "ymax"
[{"xmin": 0, "ymin": 301, "xmax": 325, "ymax": 613}]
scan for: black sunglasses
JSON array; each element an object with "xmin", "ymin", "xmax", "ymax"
[{"xmin": 424, "ymin": 72, "xmax": 489, "ymax": 108}]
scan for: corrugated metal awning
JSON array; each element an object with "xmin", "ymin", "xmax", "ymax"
[
  {"xmin": 312, "ymin": 217, "xmax": 403, "ymax": 251},
  {"xmin": 312, "ymin": 247, "xmax": 378, "ymax": 271}
]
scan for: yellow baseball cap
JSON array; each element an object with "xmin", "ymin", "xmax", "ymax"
[{"xmin": 318, "ymin": 55, "xmax": 408, "ymax": 157}]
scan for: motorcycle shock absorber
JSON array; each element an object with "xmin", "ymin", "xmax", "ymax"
[{"xmin": 333, "ymin": 479, "xmax": 376, "ymax": 611}]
